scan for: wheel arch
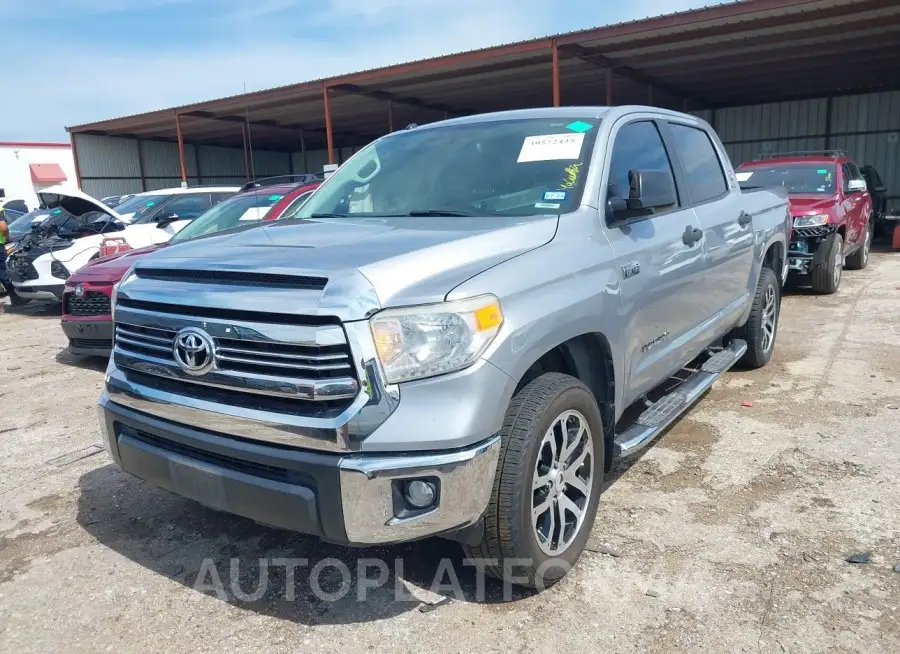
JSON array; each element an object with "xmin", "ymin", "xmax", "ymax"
[{"xmin": 514, "ymin": 332, "xmax": 617, "ymax": 470}]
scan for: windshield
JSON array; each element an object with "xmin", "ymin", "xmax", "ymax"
[
  {"xmin": 113, "ymin": 194, "xmax": 167, "ymax": 217},
  {"xmin": 736, "ymin": 164, "xmax": 837, "ymax": 194},
  {"xmin": 8, "ymin": 209, "xmax": 50, "ymax": 237},
  {"xmin": 170, "ymin": 191, "xmax": 284, "ymax": 243},
  {"xmin": 297, "ymin": 117, "xmax": 601, "ymax": 219}
]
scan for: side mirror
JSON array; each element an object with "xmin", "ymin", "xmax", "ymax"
[
  {"xmin": 847, "ymin": 179, "xmax": 867, "ymax": 193},
  {"xmin": 608, "ymin": 169, "xmax": 677, "ymax": 222},
  {"xmin": 156, "ymin": 212, "xmax": 179, "ymax": 228}
]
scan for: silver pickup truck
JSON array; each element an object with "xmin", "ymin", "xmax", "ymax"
[{"xmin": 98, "ymin": 106, "xmax": 791, "ymax": 588}]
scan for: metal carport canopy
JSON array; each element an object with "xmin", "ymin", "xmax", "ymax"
[{"xmin": 66, "ymin": 0, "xmax": 900, "ymax": 163}]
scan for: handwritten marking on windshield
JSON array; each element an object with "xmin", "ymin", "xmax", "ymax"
[{"xmin": 560, "ymin": 162, "xmax": 582, "ymax": 189}]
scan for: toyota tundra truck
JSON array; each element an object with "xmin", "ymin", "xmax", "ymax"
[{"xmin": 98, "ymin": 106, "xmax": 791, "ymax": 588}]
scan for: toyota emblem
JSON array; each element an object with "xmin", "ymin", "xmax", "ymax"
[
  {"xmin": 172, "ymin": 327, "xmax": 216, "ymax": 375},
  {"xmin": 74, "ymin": 284, "xmax": 85, "ymax": 299}
]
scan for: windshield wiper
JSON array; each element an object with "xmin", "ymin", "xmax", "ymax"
[
  {"xmin": 406, "ymin": 209, "xmax": 473, "ymax": 217},
  {"xmin": 310, "ymin": 213, "xmax": 347, "ymax": 218}
]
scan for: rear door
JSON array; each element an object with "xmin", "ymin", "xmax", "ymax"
[
  {"xmin": 600, "ymin": 118, "xmax": 709, "ymax": 405},
  {"xmin": 665, "ymin": 121, "xmax": 755, "ymax": 317},
  {"xmin": 845, "ymin": 162, "xmax": 871, "ymax": 248}
]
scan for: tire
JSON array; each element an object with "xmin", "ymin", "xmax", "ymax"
[
  {"xmin": 463, "ymin": 372, "xmax": 605, "ymax": 589},
  {"xmin": 731, "ymin": 267, "xmax": 780, "ymax": 369},
  {"xmin": 845, "ymin": 221, "xmax": 872, "ymax": 270},
  {"xmin": 810, "ymin": 232, "xmax": 843, "ymax": 294}
]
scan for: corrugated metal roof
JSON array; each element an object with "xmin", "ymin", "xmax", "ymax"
[{"xmin": 68, "ymin": 0, "xmax": 900, "ymax": 154}]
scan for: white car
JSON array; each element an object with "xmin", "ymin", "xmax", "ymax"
[{"xmin": 7, "ymin": 185, "xmax": 237, "ymax": 302}]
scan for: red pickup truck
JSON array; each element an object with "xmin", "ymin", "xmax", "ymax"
[
  {"xmin": 736, "ymin": 151, "xmax": 873, "ymax": 294},
  {"xmin": 61, "ymin": 181, "xmax": 319, "ymax": 356}
]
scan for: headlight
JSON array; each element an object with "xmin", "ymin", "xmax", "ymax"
[
  {"xmin": 50, "ymin": 260, "xmax": 70, "ymax": 279},
  {"xmin": 370, "ymin": 294, "xmax": 503, "ymax": 384},
  {"xmin": 793, "ymin": 214, "xmax": 829, "ymax": 227}
]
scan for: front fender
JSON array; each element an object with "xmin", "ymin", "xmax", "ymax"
[{"xmin": 448, "ymin": 219, "xmax": 627, "ymax": 429}]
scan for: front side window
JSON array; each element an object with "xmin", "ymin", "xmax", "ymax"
[
  {"xmin": 607, "ymin": 121, "xmax": 679, "ymax": 211},
  {"xmin": 169, "ymin": 192, "xmax": 283, "ymax": 243},
  {"xmin": 669, "ymin": 123, "xmax": 728, "ymax": 204},
  {"xmin": 737, "ymin": 164, "xmax": 837, "ymax": 195},
  {"xmin": 297, "ymin": 117, "xmax": 602, "ymax": 219}
]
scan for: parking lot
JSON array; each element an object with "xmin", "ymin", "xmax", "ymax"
[{"xmin": 0, "ymin": 250, "xmax": 898, "ymax": 653}]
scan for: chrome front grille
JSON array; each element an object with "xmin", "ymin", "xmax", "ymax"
[{"xmin": 112, "ymin": 309, "xmax": 359, "ymax": 407}]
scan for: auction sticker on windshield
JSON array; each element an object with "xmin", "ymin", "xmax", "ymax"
[{"xmin": 518, "ymin": 133, "xmax": 585, "ymax": 163}]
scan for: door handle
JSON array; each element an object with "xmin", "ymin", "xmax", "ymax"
[
  {"xmin": 738, "ymin": 211, "xmax": 752, "ymax": 227},
  {"xmin": 682, "ymin": 225, "xmax": 703, "ymax": 246}
]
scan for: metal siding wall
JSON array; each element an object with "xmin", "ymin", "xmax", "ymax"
[
  {"xmin": 717, "ymin": 99, "xmax": 828, "ymax": 142},
  {"xmin": 715, "ymin": 91, "xmax": 900, "ymax": 212},
  {"xmin": 298, "ymin": 150, "xmax": 330, "ymax": 174},
  {"xmin": 249, "ymin": 150, "xmax": 291, "ymax": 176},
  {"xmin": 140, "ymin": 140, "xmax": 197, "ymax": 178},
  {"xmin": 196, "ymin": 144, "xmax": 249, "ymax": 184},
  {"xmin": 81, "ymin": 178, "xmax": 144, "ymax": 199},
  {"xmin": 73, "ymin": 134, "xmax": 140, "ymax": 178},
  {"xmin": 831, "ymin": 91, "xmax": 900, "ymax": 133}
]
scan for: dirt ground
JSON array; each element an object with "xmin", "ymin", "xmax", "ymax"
[{"xmin": 1, "ymin": 250, "xmax": 899, "ymax": 653}]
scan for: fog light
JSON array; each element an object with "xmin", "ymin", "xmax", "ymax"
[{"xmin": 405, "ymin": 480, "xmax": 436, "ymax": 509}]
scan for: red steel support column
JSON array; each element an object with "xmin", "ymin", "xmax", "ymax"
[
  {"xmin": 323, "ymin": 84, "xmax": 335, "ymax": 165},
  {"xmin": 175, "ymin": 111, "xmax": 187, "ymax": 187},
  {"xmin": 551, "ymin": 38, "xmax": 561, "ymax": 107},
  {"xmin": 69, "ymin": 132, "xmax": 82, "ymax": 190},
  {"xmin": 388, "ymin": 99, "xmax": 394, "ymax": 132},
  {"xmin": 606, "ymin": 69, "xmax": 613, "ymax": 106},
  {"xmin": 647, "ymin": 83, "xmax": 654, "ymax": 106}
]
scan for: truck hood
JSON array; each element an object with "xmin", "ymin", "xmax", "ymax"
[
  {"xmin": 788, "ymin": 194, "xmax": 839, "ymax": 215},
  {"xmin": 133, "ymin": 215, "xmax": 558, "ymax": 314}
]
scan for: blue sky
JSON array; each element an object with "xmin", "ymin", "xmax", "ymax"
[{"xmin": 1, "ymin": 0, "xmax": 727, "ymax": 141}]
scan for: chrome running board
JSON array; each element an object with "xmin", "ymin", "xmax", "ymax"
[{"xmin": 613, "ymin": 339, "xmax": 747, "ymax": 457}]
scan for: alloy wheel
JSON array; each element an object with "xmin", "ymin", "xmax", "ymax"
[{"xmin": 531, "ymin": 410, "xmax": 594, "ymax": 556}]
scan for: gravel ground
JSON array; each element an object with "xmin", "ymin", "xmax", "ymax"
[{"xmin": 1, "ymin": 251, "xmax": 899, "ymax": 653}]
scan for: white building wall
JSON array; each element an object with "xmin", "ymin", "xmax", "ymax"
[{"xmin": 0, "ymin": 143, "xmax": 76, "ymax": 210}]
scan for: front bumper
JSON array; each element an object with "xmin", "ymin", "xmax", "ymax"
[
  {"xmin": 13, "ymin": 283, "xmax": 64, "ymax": 300},
  {"xmin": 98, "ymin": 395, "xmax": 501, "ymax": 545},
  {"xmin": 61, "ymin": 318, "xmax": 113, "ymax": 356}
]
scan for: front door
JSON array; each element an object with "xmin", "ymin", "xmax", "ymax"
[{"xmin": 601, "ymin": 119, "xmax": 709, "ymax": 407}]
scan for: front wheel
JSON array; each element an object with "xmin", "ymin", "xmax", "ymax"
[{"xmin": 463, "ymin": 373, "xmax": 605, "ymax": 589}]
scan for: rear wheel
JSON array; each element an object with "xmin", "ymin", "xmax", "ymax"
[
  {"xmin": 845, "ymin": 221, "xmax": 872, "ymax": 270},
  {"xmin": 811, "ymin": 232, "xmax": 843, "ymax": 294},
  {"xmin": 464, "ymin": 373, "xmax": 605, "ymax": 589},
  {"xmin": 731, "ymin": 267, "xmax": 780, "ymax": 369}
]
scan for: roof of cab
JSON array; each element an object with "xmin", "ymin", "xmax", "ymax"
[{"xmin": 134, "ymin": 186, "xmax": 240, "ymax": 196}]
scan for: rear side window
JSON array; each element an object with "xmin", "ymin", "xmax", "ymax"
[
  {"xmin": 669, "ymin": 124, "xmax": 728, "ymax": 204},
  {"xmin": 607, "ymin": 121, "xmax": 679, "ymax": 211}
]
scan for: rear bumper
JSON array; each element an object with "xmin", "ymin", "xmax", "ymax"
[
  {"xmin": 98, "ymin": 394, "xmax": 500, "ymax": 546},
  {"xmin": 61, "ymin": 318, "xmax": 113, "ymax": 356}
]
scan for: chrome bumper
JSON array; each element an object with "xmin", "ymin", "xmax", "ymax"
[{"xmin": 338, "ymin": 436, "xmax": 501, "ymax": 544}]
